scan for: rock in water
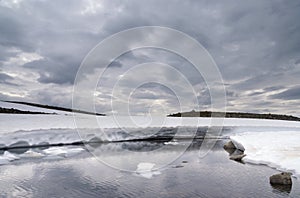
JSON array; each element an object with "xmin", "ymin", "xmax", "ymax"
[
  {"xmin": 0, "ymin": 144, "xmax": 6, "ymax": 155},
  {"xmin": 9, "ymin": 141, "xmax": 30, "ymax": 154},
  {"xmin": 231, "ymin": 140, "xmax": 245, "ymax": 152},
  {"xmin": 224, "ymin": 139, "xmax": 245, "ymax": 151},
  {"xmin": 229, "ymin": 154, "xmax": 246, "ymax": 161},
  {"xmin": 224, "ymin": 140, "xmax": 246, "ymax": 162},
  {"xmin": 223, "ymin": 141, "xmax": 236, "ymax": 150},
  {"xmin": 269, "ymin": 172, "xmax": 292, "ymax": 185},
  {"xmin": 36, "ymin": 142, "xmax": 50, "ymax": 150},
  {"xmin": 270, "ymin": 183, "xmax": 292, "ymax": 193}
]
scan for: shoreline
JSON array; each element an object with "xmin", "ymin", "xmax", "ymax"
[
  {"xmin": 229, "ymin": 132, "xmax": 300, "ymax": 179},
  {"xmin": 224, "ymin": 138, "xmax": 298, "ymax": 192}
]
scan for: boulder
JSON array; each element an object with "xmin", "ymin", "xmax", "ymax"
[
  {"xmin": 270, "ymin": 183, "xmax": 292, "ymax": 193},
  {"xmin": 223, "ymin": 141, "xmax": 236, "ymax": 150},
  {"xmin": 269, "ymin": 172, "xmax": 292, "ymax": 185},
  {"xmin": 36, "ymin": 142, "xmax": 50, "ymax": 150},
  {"xmin": 232, "ymin": 140, "xmax": 245, "ymax": 152},
  {"xmin": 229, "ymin": 154, "xmax": 246, "ymax": 161},
  {"xmin": 0, "ymin": 144, "xmax": 6, "ymax": 155},
  {"xmin": 8, "ymin": 141, "xmax": 30, "ymax": 154},
  {"xmin": 224, "ymin": 139, "xmax": 245, "ymax": 151},
  {"xmin": 224, "ymin": 140, "xmax": 246, "ymax": 162}
]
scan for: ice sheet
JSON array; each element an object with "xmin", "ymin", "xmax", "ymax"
[
  {"xmin": 135, "ymin": 162, "xmax": 161, "ymax": 179},
  {"xmin": 1, "ymin": 113, "xmax": 300, "ymax": 172},
  {"xmin": 231, "ymin": 131, "xmax": 300, "ymax": 177},
  {"xmin": 1, "ymin": 114, "xmax": 300, "ymax": 134}
]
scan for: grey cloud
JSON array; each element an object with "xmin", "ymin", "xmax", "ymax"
[
  {"xmin": 1, "ymin": 0, "xmax": 104, "ymax": 83},
  {"xmin": 264, "ymin": 86, "xmax": 286, "ymax": 92},
  {"xmin": 231, "ymin": 72, "xmax": 291, "ymax": 92},
  {"xmin": 226, "ymin": 90, "xmax": 237, "ymax": 97},
  {"xmin": 108, "ymin": 60, "xmax": 123, "ymax": 68},
  {"xmin": 269, "ymin": 86, "xmax": 300, "ymax": 101},
  {"xmin": 1, "ymin": 0, "xmax": 300, "ymax": 115},
  {"xmin": 0, "ymin": 92, "xmax": 22, "ymax": 101},
  {"xmin": 0, "ymin": 45, "xmax": 19, "ymax": 62},
  {"xmin": 24, "ymin": 58, "xmax": 80, "ymax": 85},
  {"xmin": 28, "ymin": 86, "xmax": 73, "ymax": 108},
  {"xmin": 0, "ymin": 72, "xmax": 13, "ymax": 81},
  {"xmin": 0, "ymin": 72, "xmax": 18, "ymax": 86},
  {"xmin": 131, "ymin": 83, "xmax": 177, "ymax": 100},
  {"xmin": 0, "ymin": 7, "xmax": 26, "ymax": 48},
  {"xmin": 131, "ymin": 91, "xmax": 162, "ymax": 100},
  {"xmin": 247, "ymin": 91, "xmax": 264, "ymax": 97}
]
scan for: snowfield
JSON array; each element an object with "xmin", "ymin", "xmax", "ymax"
[
  {"xmin": 231, "ymin": 131, "xmax": 300, "ymax": 177},
  {"xmin": 0, "ymin": 101, "xmax": 300, "ymax": 176},
  {"xmin": 1, "ymin": 101, "xmax": 300, "ymax": 132},
  {"xmin": 1, "ymin": 114, "xmax": 300, "ymax": 134}
]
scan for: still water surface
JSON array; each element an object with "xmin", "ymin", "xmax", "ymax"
[{"xmin": 0, "ymin": 138, "xmax": 299, "ymax": 198}]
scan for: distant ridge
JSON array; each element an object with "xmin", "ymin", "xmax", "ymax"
[
  {"xmin": 2, "ymin": 100, "xmax": 106, "ymax": 116},
  {"xmin": 0, "ymin": 107, "xmax": 53, "ymax": 114},
  {"xmin": 168, "ymin": 110, "xmax": 300, "ymax": 122}
]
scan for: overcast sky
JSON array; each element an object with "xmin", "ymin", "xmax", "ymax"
[{"xmin": 0, "ymin": 0, "xmax": 300, "ymax": 116}]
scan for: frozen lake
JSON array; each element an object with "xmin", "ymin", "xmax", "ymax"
[{"xmin": 0, "ymin": 103, "xmax": 300, "ymax": 197}]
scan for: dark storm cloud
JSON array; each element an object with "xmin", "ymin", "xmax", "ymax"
[
  {"xmin": 0, "ymin": 0, "xmax": 104, "ymax": 84},
  {"xmin": 0, "ymin": 0, "xmax": 300, "ymax": 115}
]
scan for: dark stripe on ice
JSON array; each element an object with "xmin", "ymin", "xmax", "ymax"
[{"xmin": 0, "ymin": 136, "xmax": 229, "ymax": 151}]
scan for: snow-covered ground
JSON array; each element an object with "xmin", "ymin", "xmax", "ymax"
[
  {"xmin": 231, "ymin": 131, "xmax": 300, "ymax": 177},
  {"xmin": 1, "ymin": 114, "xmax": 300, "ymax": 134},
  {"xmin": 0, "ymin": 102, "xmax": 300, "ymax": 177},
  {"xmin": 1, "ymin": 101, "xmax": 300, "ymax": 132}
]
